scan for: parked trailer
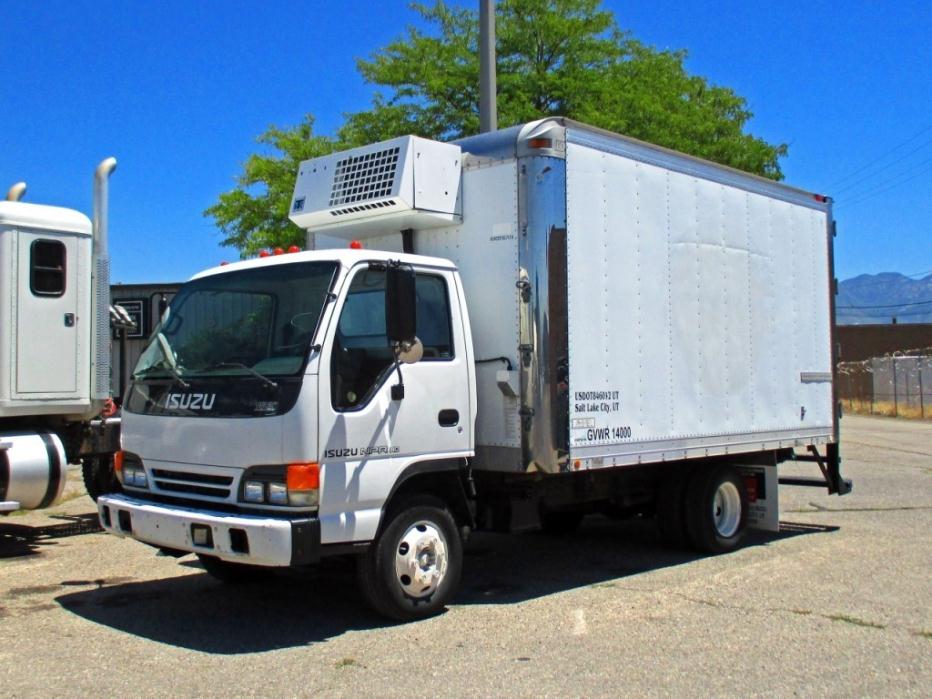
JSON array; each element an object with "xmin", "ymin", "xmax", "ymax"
[
  {"xmin": 0, "ymin": 161, "xmax": 121, "ymax": 512},
  {"xmin": 99, "ymin": 119, "xmax": 849, "ymax": 619}
]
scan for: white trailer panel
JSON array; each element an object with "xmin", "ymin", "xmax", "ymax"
[{"xmin": 565, "ymin": 138, "xmax": 833, "ymax": 466}]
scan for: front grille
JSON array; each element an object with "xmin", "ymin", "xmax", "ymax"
[
  {"xmin": 151, "ymin": 468, "xmax": 233, "ymax": 499},
  {"xmin": 329, "ymin": 146, "xmax": 400, "ymax": 206}
]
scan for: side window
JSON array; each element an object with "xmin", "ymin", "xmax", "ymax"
[
  {"xmin": 30, "ymin": 240, "xmax": 66, "ymax": 297},
  {"xmin": 331, "ymin": 268, "xmax": 454, "ymax": 410},
  {"xmin": 332, "ymin": 269, "xmax": 391, "ymax": 410},
  {"xmin": 416, "ymin": 275, "xmax": 453, "ymax": 359}
]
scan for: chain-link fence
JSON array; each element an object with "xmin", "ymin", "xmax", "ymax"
[{"xmin": 837, "ymin": 353, "xmax": 931, "ymax": 419}]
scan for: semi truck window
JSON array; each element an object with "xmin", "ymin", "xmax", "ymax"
[
  {"xmin": 30, "ymin": 239, "xmax": 66, "ymax": 297},
  {"xmin": 332, "ymin": 269, "xmax": 454, "ymax": 410}
]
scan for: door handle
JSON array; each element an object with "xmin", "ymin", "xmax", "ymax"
[
  {"xmin": 64, "ymin": 313, "xmax": 75, "ymax": 327},
  {"xmin": 438, "ymin": 409, "xmax": 459, "ymax": 427}
]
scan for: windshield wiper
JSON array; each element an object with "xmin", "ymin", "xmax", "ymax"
[
  {"xmin": 153, "ymin": 332, "xmax": 191, "ymax": 388},
  {"xmin": 203, "ymin": 362, "xmax": 278, "ymax": 389}
]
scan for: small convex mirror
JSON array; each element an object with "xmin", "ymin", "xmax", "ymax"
[
  {"xmin": 385, "ymin": 263, "xmax": 417, "ymax": 344},
  {"xmin": 396, "ymin": 337, "xmax": 423, "ymax": 364}
]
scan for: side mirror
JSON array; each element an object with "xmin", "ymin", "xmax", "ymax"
[{"xmin": 386, "ymin": 264, "xmax": 417, "ymax": 344}]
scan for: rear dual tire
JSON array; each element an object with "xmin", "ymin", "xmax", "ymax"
[{"xmin": 657, "ymin": 464, "xmax": 749, "ymax": 554}]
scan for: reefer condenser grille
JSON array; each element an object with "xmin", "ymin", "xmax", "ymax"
[{"xmin": 329, "ymin": 147, "xmax": 400, "ymax": 206}]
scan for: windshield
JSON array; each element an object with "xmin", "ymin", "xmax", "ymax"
[{"xmin": 133, "ymin": 261, "xmax": 338, "ymax": 382}]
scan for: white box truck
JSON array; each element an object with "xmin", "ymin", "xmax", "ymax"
[
  {"xmin": 98, "ymin": 119, "xmax": 848, "ymax": 619},
  {"xmin": 1, "ymin": 160, "xmax": 122, "ymax": 512}
]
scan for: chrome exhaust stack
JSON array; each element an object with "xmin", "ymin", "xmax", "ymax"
[
  {"xmin": 91, "ymin": 157, "xmax": 117, "ymax": 401},
  {"xmin": 5, "ymin": 182, "xmax": 27, "ymax": 201}
]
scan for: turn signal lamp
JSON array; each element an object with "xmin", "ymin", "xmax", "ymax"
[
  {"xmin": 528, "ymin": 137, "xmax": 553, "ymax": 149},
  {"xmin": 287, "ymin": 462, "xmax": 320, "ymax": 506},
  {"xmin": 114, "ymin": 450, "xmax": 125, "ymax": 482}
]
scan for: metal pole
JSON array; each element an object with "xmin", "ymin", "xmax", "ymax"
[
  {"xmin": 479, "ymin": 0, "xmax": 497, "ymax": 133},
  {"xmin": 920, "ymin": 363, "xmax": 925, "ymax": 419},
  {"xmin": 892, "ymin": 357, "xmax": 898, "ymax": 417}
]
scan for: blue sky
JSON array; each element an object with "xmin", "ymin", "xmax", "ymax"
[{"xmin": 2, "ymin": 1, "xmax": 929, "ymax": 284}]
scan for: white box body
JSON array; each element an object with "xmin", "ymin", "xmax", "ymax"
[{"xmin": 340, "ymin": 119, "xmax": 836, "ymax": 473}]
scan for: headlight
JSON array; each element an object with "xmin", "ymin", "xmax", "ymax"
[
  {"xmin": 124, "ymin": 465, "xmax": 148, "ymax": 488},
  {"xmin": 243, "ymin": 481, "xmax": 265, "ymax": 503},
  {"xmin": 267, "ymin": 482, "xmax": 288, "ymax": 505}
]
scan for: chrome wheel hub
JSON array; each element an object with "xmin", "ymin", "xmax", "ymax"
[
  {"xmin": 394, "ymin": 521, "xmax": 448, "ymax": 599},
  {"xmin": 712, "ymin": 481, "xmax": 741, "ymax": 538}
]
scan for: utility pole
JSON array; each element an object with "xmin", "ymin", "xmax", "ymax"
[{"xmin": 479, "ymin": 0, "xmax": 497, "ymax": 133}]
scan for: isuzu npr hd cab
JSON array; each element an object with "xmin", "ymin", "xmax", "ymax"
[{"xmin": 98, "ymin": 119, "xmax": 848, "ymax": 620}]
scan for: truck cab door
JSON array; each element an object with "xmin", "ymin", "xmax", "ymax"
[
  {"xmin": 317, "ymin": 263, "xmax": 471, "ymax": 544},
  {"xmin": 15, "ymin": 232, "xmax": 80, "ymax": 396}
]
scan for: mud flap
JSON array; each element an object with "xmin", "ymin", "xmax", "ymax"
[{"xmin": 738, "ymin": 464, "xmax": 779, "ymax": 532}]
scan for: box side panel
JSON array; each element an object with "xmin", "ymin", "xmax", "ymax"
[
  {"xmin": 566, "ymin": 142, "xmax": 833, "ymax": 466},
  {"xmin": 414, "ymin": 162, "xmax": 522, "ymax": 456}
]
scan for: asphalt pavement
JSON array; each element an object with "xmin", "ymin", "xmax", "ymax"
[{"xmin": 1, "ymin": 415, "xmax": 929, "ymax": 697}]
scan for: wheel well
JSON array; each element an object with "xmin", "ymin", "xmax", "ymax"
[{"xmin": 384, "ymin": 466, "xmax": 474, "ymax": 531}]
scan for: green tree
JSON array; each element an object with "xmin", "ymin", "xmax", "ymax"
[
  {"xmin": 205, "ymin": 116, "xmax": 341, "ymax": 255},
  {"xmin": 208, "ymin": 0, "xmax": 787, "ymax": 255}
]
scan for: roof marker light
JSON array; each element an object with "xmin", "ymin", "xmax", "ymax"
[
  {"xmin": 220, "ymin": 261, "xmax": 229, "ymax": 266},
  {"xmin": 288, "ymin": 245, "xmax": 301, "ymax": 253},
  {"xmin": 350, "ymin": 240, "xmax": 363, "ymax": 250},
  {"xmin": 273, "ymin": 247, "xmax": 284, "ymax": 255},
  {"xmin": 258, "ymin": 250, "xmax": 270, "ymax": 258}
]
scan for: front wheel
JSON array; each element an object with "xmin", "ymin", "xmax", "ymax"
[
  {"xmin": 684, "ymin": 464, "xmax": 749, "ymax": 554},
  {"xmin": 81, "ymin": 455, "xmax": 121, "ymax": 502},
  {"xmin": 357, "ymin": 497, "xmax": 463, "ymax": 621}
]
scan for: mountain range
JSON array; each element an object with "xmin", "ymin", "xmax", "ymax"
[{"xmin": 837, "ymin": 272, "xmax": 932, "ymax": 325}]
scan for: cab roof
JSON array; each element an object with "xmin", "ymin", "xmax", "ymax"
[
  {"xmin": 0, "ymin": 201, "xmax": 92, "ymax": 235},
  {"xmin": 191, "ymin": 247, "xmax": 457, "ymax": 281}
]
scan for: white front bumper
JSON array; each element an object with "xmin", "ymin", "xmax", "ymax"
[{"xmin": 97, "ymin": 494, "xmax": 319, "ymax": 567}]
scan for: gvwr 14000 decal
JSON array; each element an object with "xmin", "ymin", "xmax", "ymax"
[
  {"xmin": 164, "ymin": 393, "xmax": 217, "ymax": 410},
  {"xmin": 324, "ymin": 446, "xmax": 400, "ymax": 459}
]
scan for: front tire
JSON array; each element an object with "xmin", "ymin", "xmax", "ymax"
[
  {"xmin": 684, "ymin": 464, "xmax": 748, "ymax": 553},
  {"xmin": 357, "ymin": 496, "xmax": 463, "ymax": 621},
  {"xmin": 81, "ymin": 455, "xmax": 121, "ymax": 502}
]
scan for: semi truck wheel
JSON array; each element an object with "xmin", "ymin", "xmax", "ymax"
[
  {"xmin": 81, "ymin": 455, "xmax": 121, "ymax": 502},
  {"xmin": 357, "ymin": 496, "xmax": 462, "ymax": 621},
  {"xmin": 684, "ymin": 464, "xmax": 748, "ymax": 554},
  {"xmin": 656, "ymin": 467, "xmax": 690, "ymax": 549},
  {"xmin": 197, "ymin": 554, "xmax": 270, "ymax": 583}
]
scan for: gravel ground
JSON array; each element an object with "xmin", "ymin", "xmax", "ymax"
[{"xmin": 1, "ymin": 414, "xmax": 929, "ymax": 697}]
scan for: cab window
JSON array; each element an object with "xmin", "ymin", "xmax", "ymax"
[{"xmin": 331, "ymin": 268, "xmax": 454, "ymax": 410}]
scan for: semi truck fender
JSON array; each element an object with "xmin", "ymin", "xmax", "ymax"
[{"xmin": 380, "ymin": 458, "xmax": 475, "ymax": 533}]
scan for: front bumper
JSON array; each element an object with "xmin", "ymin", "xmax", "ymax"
[{"xmin": 97, "ymin": 494, "xmax": 319, "ymax": 567}]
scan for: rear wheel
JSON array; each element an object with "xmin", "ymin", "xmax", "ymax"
[
  {"xmin": 197, "ymin": 554, "xmax": 271, "ymax": 583},
  {"xmin": 684, "ymin": 464, "xmax": 748, "ymax": 553},
  {"xmin": 81, "ymin": 455, "xmax": 121, "ymax": 502},
  {"xmin": 357, "ymin": 496, "xmax": 462, "ymax": 621}
]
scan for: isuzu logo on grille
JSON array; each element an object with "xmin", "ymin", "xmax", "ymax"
[{"xmin": 165, "ymin": 393, "xmax": 217, "ymax": 410}]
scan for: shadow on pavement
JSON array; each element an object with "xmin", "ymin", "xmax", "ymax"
[
  {"xmin": 0, "ymin": 512, "xmax": 102, "ymax": 559},
  {"xmin": 55, "ymin": 515, "xmax": 837, "ymax": 654}
]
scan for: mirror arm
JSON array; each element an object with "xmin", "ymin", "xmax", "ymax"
[{"xmin": 390, "ymin": 347, "xmax": 405, "ymax": 400}]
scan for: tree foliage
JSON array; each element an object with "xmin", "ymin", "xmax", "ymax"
[{"xmin": 208, "ymin": 0, "xmax": 788, "ymax": 255}]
